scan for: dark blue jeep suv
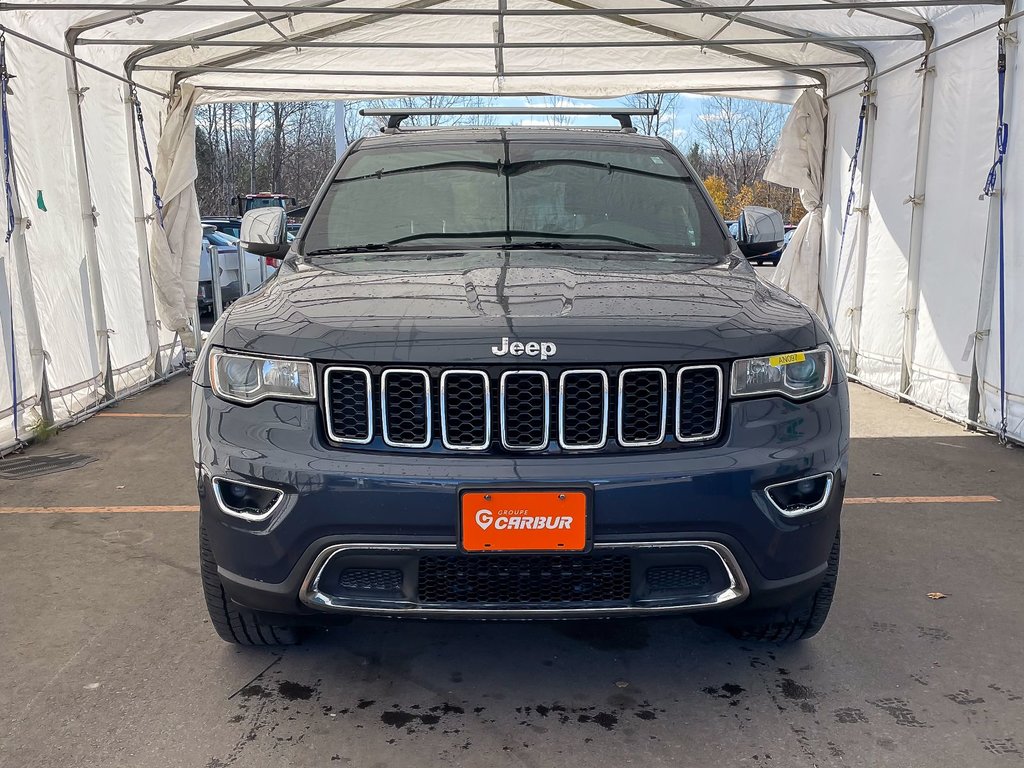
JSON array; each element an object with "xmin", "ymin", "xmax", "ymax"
[{"xmin": 191, "ymin": 119, "xmax": 848, "ymax": 646}]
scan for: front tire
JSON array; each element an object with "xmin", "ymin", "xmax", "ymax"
[
  {"xmin": 200, "ymin": 523, "xmax": 300, "ymax": 646},
  {"xmin": 726, "ymin": 528, "xmax": 840, "ymax": 643}
]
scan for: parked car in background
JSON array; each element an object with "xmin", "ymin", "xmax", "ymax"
[
  {"xmin": 727, "ymin": 207, "xmax": 787, "ymax": 266},
  {"xmin": 202, "ymin": 217, "xmax": 242, "ymax": 239},
  {"xmin": 760, "ymin": 225, "xmax": 798, "ymax": 267},
  {"xmin": 204, "ymin": 216, "xmax": 292, "ymax": 270},
  {"xmin": 198, "ymin": 228, "xmax": 275, "ymax": 316}
]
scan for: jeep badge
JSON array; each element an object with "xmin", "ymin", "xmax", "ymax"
[{"xmin": 491, "ymin": 336, "xmax": 557, "ymax": 360}]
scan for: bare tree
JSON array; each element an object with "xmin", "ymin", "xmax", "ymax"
[
  {"xmin": 195, "ymin": 97, "xmax": 496, "ymax": 216},
  {"xmin": 689, "ymin": 96, "xmax": 787, "ymax": 193},
  {"xmin": 687, "ymin": 96, "xmax": 803, "ymax": 219},
  {"xmin": 622, "ymin": 92, "xmax": 679, "ymax": 137}
]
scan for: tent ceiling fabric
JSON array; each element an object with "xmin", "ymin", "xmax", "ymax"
[
  {"xmin": 20, "ymin": 0, "xmax": 1000, "ymax": 101},
  {"xmin": 1, "ymin": 0, "xmax": 1022, "ymax": 453}
]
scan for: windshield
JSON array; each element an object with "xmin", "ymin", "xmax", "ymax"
[{"xmin": 303, "ymin": 139, "xmax": 728, "ymax": 256}]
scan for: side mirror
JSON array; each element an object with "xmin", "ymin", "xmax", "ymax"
[
  {"xmin": 240, "ymin": 207, "xmax": 289, "ymax": 258},
  {"xmin": 737, "ymin": 206, "xmax": 785, "ymax": 246},
  {"xmin": 202, "ymin": 223, "xmax": 216, "ymax": 237}
]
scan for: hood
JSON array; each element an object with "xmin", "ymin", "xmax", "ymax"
[{"xmin": 211, "ymin": 250, "xmax": 819, "ymax": 364}]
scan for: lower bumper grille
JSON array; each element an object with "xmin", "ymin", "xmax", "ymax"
[
  {"xmin": 417, "ymin": 554, "xmax": 632, "ymax": 605},
  {"xmin": 645, "ymin": 565, "xmax": 710, "ymax": 593},
  {"xmin": 301, "ymin": 542, "xmax": 749, "ymax": 616}
]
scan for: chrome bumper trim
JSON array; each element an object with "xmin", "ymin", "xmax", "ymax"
[
  {"xmin": 764, "ymin": 471, "xmax": 835, "ymax": 517},
  {"xmin": 211, "ymin": 476, "xmax": 284, "ymax": 523},
  {"xmin": 299, "ymin": 540, "xmax": 749, "ymax": 616}
]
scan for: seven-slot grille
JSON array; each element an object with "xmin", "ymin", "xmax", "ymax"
[{"xmin": 324, "ymin": 364, "xmax": 723, "ymax": 452}]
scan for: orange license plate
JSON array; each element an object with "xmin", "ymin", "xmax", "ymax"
[{"xmin": 460, "ymin": 490, "xmax": 589, "ymax": 553}]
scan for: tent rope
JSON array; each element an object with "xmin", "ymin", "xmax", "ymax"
[
  {"xmin": 0, "ymin": 29, "xmax": 18, "ymax": 441},
  {"xmin": 129, "ymin": 84, "xmax": 164, "ymax": 227},
  {"xmin": 982, "ymin": 23, "xmax": 1009, "ymax": 443}
]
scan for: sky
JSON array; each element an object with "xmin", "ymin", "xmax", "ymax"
[
  {"xmin": 346, "ymin": 93, "xmax": 707, "ymax": 147},
  {"xmin": 500, "ymin": 95, "xmax": 704, "ymax": 145}
]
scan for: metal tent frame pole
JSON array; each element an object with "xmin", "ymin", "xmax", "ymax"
[
  {"xmin": 900, "ymin": 38, "xmax": 937, "ymax": 395},
  {"xmin": 77, "ymin": 34, "xmax": 923, "ymax": 49},
  {"xmin": 121, "ymin": 84, "xmax": 166, "ymax": 378},
  {"xmin": 187, "ymin": 84, "xmax": 820, "ymax": 99},
  {"xmin": 847, "ymin": 86, "xmax": 878, "ymax": 377},
  {"xmin": 0, "ymin": 24, "xmax": 168, "ymax": 98},
  {"xmin": 2, "ymin": 1, "xmax": 1004, "ymax": 15},
  {"xmin": 135, "ymin": 63, "xmax": 865, "ymax": 77},
  {"xmin": 64, "ymin": 56, "xmax": 114, "ymax": 402}
]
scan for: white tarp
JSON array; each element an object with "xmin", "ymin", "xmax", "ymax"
[
  {"xmin": 148, "ymin": 84, "xmax": 203, "ymax": 353},
  {"xmin": 0, "ymin": 0, "xmax": 1022, "ymax": 448},
  {"xmin": 766, "ymin": 90, "xmax": 827, "ymax": 320}
]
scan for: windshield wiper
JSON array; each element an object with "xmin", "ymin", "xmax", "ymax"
[
  {"xmin": 305, "ymin": 244, "xmax": 394, "ymax": 255},
  {"xmin": 484, "ymin": 241, "xmax": 567, "ymax": 250},
  {"xmin": 501, "ymin": 231, "xmax": 660, "ymax": 251},
  {"xmin": 333, "ymin": 159, "xmax": 502, "ymax": 185},
  {"xmin": 381, "ymin": 230, "xmax": 661, "ymax": 251},
  {"xmin": 308, "ymin": 231, "xmax": 662, "ymax": 254}
]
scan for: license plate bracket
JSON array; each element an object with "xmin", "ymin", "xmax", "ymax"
[{"xmin": 459, "ymin": 489, "xmax": 590, "ymax": 553}]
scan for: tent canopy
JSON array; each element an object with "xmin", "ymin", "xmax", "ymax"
[
  {"xmin": 13, "ymin": 1, "xmax": 1008, "ymax": 101},
  {"xmin": 0, "ymin": 0, "xmax": 1022, "ymax": 452}
]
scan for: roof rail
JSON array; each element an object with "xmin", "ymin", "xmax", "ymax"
[{"xmin": 358, "ymin": 107, "xmax": 658, "ymax": 132}]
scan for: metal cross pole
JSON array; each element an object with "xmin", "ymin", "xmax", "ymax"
[
  {"xmin": 76, "ymin": 34, "xmax": 924, "ymax": 48},
  {"xmin": 826, "ymin": 7, "xmax": 1024, "ymax": 100},
  {"xmin": 190, "ymin": 83, "xmax": 818, "ymax": 98},
  {"xmin": 192, "ymin": 303, "xmax": 202, "ymax": 361},
  {"xmin": 237, "ymin": 241, "xmax": 249, "ymax": 297},
  {"xmin": 136, "ymin": 62, "xmax": 867, "ymax": 77},
  {"xmin": 1, "ymin": 1, "xmax": 1004, "ymax": 14},
  {"xmin": 209, "ymin": 243, "xmax": 224, "ymax": 320},
  {"xmin": 0, "ymin": 24, "xmax": 169, "ymax": 98}
]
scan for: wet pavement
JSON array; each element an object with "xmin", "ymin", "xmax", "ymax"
[{"xmin": 2, "ymin": 376, "xmax": 1022, "ymax": 768}]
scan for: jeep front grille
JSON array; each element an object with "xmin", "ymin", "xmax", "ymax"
[
  {"xmin": 500, "ymin": 371, "xmax": 550, "ymax": 450},
  {"xmin": 323, "ymin": 363, "xmax": 723, "ymax": 453},
  {"xmin": 381, "ymin": 369, "xmax": 431, "ymax": 448},
  {"xmin": 440, "ymin": 370, "xmax": 490, "ymax": 450}
]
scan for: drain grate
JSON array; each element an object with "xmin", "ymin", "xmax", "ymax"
[{"xmin": 0, "ymin": 452, "xmax": 96, "ymax": 480}]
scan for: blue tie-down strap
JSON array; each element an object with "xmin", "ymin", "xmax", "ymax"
[
  {"xmin": 835, "ymin": 91, "xmax": 870, "ymax": 271},
  {"xmin": 981, "ymin": 37, "xmax": 1009, "ymax": 440}
]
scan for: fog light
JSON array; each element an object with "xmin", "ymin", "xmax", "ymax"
[
  {"xmin": 212, "ymin": 477, "xmax": 284, "ymax": 522},
  {"xmin": 765, "ymin": 472, "xmax": 834, "ymax": 517}
]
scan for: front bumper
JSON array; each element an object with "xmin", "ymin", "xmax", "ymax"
[{"xmin": 193, "ymin": 381, "xmax": 848, "ymax": 619}]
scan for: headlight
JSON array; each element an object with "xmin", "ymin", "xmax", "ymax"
[
  {"xmin": 731, "ymin": 345, "xmax": 833, "ymax": 400},
  {"xmin": 210, "ymin": 350, "xmax": 315, "ymax": 404}
]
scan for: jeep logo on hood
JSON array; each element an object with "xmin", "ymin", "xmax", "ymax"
[{"xmin": 491, "ymin": 336, "xmax": 557, "ymax": 360}]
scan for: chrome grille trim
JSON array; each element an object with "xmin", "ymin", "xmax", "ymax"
[
  {"xmin": 675, "ymin": 364, "xmax": 724, "ymax": 443},
  {"xmin": 380, "ymin": 368, "xmax": 432, "ymax": 449},
  {"xmin": 558, "ymin": 369, "xmax": 609, "ymax": 451},
  {"xmin": 440, "ymin": 369, "xmax": 491, "ymax": 451},
  {"xmin": 323, "ymin": 366, "xmax": 373, "ymax": 445},
  {"xmin": 617, "ymin": 367, "xmax": 668, "ymax": 447},
  {"xmin": 499, "ymin": 370, "xmax": 550, "ymax": 451}
]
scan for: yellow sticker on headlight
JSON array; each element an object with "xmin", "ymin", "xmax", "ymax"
[{"xmin": 769, "ymin": 352, "xmax": 807, "ymax": 367}]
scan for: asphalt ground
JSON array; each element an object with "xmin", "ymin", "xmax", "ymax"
[{"xmin": 2, "ymin": 373, "xmax": 1022, "ymax": 768}]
